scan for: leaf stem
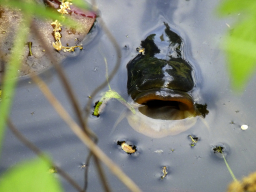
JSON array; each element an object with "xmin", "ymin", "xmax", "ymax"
[{"xmin": 223, "ymin": 154, "xmax": 237, "ymax": 182}]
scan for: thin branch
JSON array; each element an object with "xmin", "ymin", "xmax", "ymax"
[
  {"xmin": 31, "ymin": 73, "xmax": 142, "ymax": 192},
  {"xmin": 30, "ymin": 21, "xmax": 96, "ymax": 140},
  {"xmin": 81, "ymin": 12, "xmax": 122, "ymax": 191},
  {"xmin": 83, "ymin": 153, "xmax": 92, "ymax": 191},
  {"xmin": 30, "ymin": 21, "xmax": 104, "ymax": 191},
  {"xmin": 83, "ymin": 17, "xmax": 122, "ymax": 123},
  {"xmin": 93, "ymin": 156, "xmax": 111, "ymax": 192},
  {"xmin": 7, "ymin": 119, "xmax": 84, "ymax": 192}
]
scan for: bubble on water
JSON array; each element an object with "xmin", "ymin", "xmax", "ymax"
[{"xmin": 241, "ymin": 124, "xmax": 248, "ymax": 130}]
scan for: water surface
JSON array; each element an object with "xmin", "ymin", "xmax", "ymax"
[{"xmin": 1, "ymin": 1, "xmax": 256, "ymax": 192}]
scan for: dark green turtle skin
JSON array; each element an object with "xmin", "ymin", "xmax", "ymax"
[{"xmin": 127, "ymin": 22, "xmax": 194, "ymax": 101}]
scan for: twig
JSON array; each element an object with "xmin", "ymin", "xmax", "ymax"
[
  {"xmin": 81, "ymin": 9, "xmax": 122, "ymax": 191},
  {"xmin": 31, "ymin": 73, "xmax": 142, "ymax": 192},
  {"xmin": 93, "ymin": 156, "xmax": 111, "ymax": 192},
  {"xmin": 7, "ymin": 119, "xmax": 84, "ymax": 192},
  {"xmin": 83, "ymin": 17, "xmax": 122, "ymax": 123},
  {"xmin": 30, "ymin": 21, "xmax": 104, "ymax": 191},
  {"xmin": 83, "ymin": 153, "xmax": 93, "ymax": 191},
  {"xmin": 30, "ymin": 21, "xmax": 96, "ymax": 140}
]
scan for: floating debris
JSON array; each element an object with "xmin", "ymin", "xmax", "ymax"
[
  {"xmin": 51, "ymin": 0, "xmax": 82, "ymax": 52},
  {"xmin": 154, "ymin": 150, "xmax": 164, "ymax": 153},
  {"xmin": 79, "ymin": 164, "xmax": 86, "ymax": 169},
  {"xmin": 136, "ymin": 46, "xmax": 145, "ymax": 55},
  {"xmin": 241, "ymin": 125, "xmax": 248, "ymax": 130},
  {"xmin": 58, "ymin": 0, "xmax": 72, "ymax": 15},
  {"xmin": 27, "ymin": 42, "xmax": 33, "ymax": 56},
  {"xmin": 213, "ymin": 145, "xmax": 224, "ymax": 154},
  {"xmin": 161, "ymin": 166, "xmax": 168, "ymax": 179},
  {"xmin": 169, "ymin": 148, "xmax": 175, "ymax": 153},
  {"xmin": 188, "ymin": 135, "xmax": 199, "ymax": 147},
  {"xmin": 51, "ymin": 19, "xmax": 83, "ymax": 52},
  {"xmin": 212, "ymin": 143, "xmax": 230, "ymax": 159},
  {"xmin": 117, "ymin": 141, "xmax": 137, "ymax": 154}
]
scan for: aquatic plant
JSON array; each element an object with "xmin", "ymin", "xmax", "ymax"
[
  {"xmin": 213, "ymin": 145, "xmax": 237, "ymax": 182},
  {"xmin": 93, "ymin": 57, "xmax": 135, "ymax": 117}
]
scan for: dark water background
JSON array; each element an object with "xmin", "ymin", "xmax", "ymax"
[{"xmin": 1, "ymin": 0, "xmax": 256, "ymax": 191}]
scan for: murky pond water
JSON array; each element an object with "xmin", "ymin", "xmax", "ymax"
[{"xmin": 1, "ymin": 0, "xmax": 256, "ymax": 192}]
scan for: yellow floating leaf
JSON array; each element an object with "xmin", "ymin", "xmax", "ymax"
[{"xmin": 117, "ymin": 141, "xmax": 137, "ymax": 154}]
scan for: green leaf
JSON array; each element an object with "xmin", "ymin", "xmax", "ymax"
[
  {"xmin": 217, "ymin": 0, "xmax": 256, "ymax": 90},
  {"xmin": 0, "ymin": 158, "xmax": 63, "ymax": 192},
  {"xmin": 93, "ymin": 90, "xmax": 136, "ymax": 116},
  {"xmin": 217, "ymin": 0, "xmax": 256, "ymax": 16},
  {"xmin": 72, "ymin": 0, "xmax": 90, "ymax": 10},
  {"xmin": 221, "ymin": 14, "xmax": 256, "ymax": 89}
]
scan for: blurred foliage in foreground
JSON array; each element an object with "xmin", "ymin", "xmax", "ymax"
[
  {"xmin": 218, "ymin": 0, "xmax": 256, "ymax": 90},
  {"xmin": 0, "ymin": 158, "xmax": 62, "ymax": 192},
  {"xmin": 0, "ymin": 0, "xmax": 89, "ymax": 191}
]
